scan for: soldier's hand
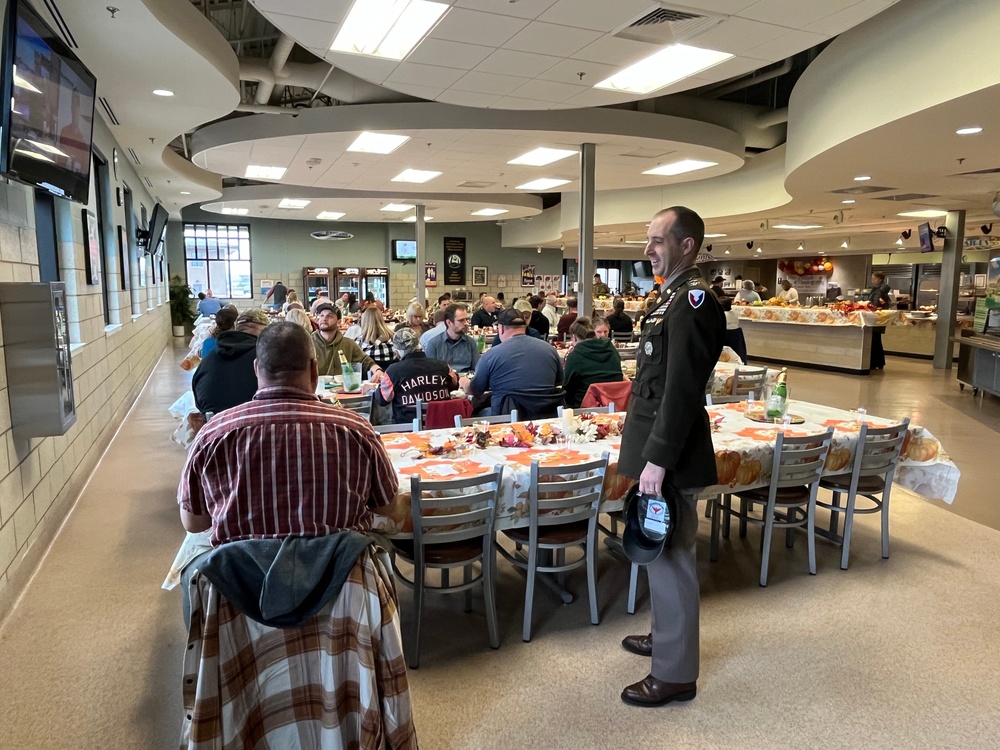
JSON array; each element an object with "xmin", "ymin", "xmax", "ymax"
[{"xmin": 639, "ymin": 462, "xmax": 666, "ymax": 495}]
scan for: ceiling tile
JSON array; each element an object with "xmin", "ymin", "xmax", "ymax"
[
  {"xmin": 736, "ymin": 0, "xmax": 860, "ymax": 28},
  {"xmin": 405, "ymin": 39, "xmax": 496, "ymax": 70},
  {"xmin": 803, "ymin": 0, "xmax": 897, "ymax": 35},
  {"xmin": 687, "ymin": 16, "xmax": 788, "ymax": 55},
  {"xmin": 384, "ymin": 82, "xmax": 448, "ymax": 100},
  {"xmin": 254, "ymin": 0, "xmax": 345, "ymax": 22},
  {"xmin": 431, "ymin": 8, "xmax": 530, "ymax": 47},
  {"xmin": 321, "ymin": 53, "xmax": 399, "ymax": 84},
  {"xmin": 743, "ymin": 29, "xmax": 828, "ymax": 62},
  {"xmin": 266, "ymin": 13, "xmax": 338, "ymax": 50},
  {"xmin": 387, "ymin": 62, "xmax": 467, "ymax": 88},
  {"xmin": 475, "ymin": 49, "xmax": 562, "ymax": 78},
  {"xmin": 436, "ymin": 89, "xmax": 504, "ymax": 108},
  {"xmin": 537, "ymin": 0, "xmax": 656, "ymax": 32},
  {"xmin": 672, "ymin": 1, "xmax": 759, "ymax": 13},
  {"xmin": 570, "ymin": 34, "xmax": 660, "ymax": 66},
  {"xmin": 503, "ymin": 22, "xmax": 603, "ymax": 58},
  {"xmin": 455, "ymin": 0, "xmax": 560, "ymax": 20},
  {"xmin": 508, "ymin": 78, "xmax": 587, "ymax": 103},
  {"xmin": 559, "ymin": 88, "xmax": 633, "ymax": 108},
  {"xmin": 536, "ymin": 57, "xmax": 621, "ymax": 86},
  {"xmin": 491, "ymin": 96, "xmax": 565, "ymax": 110},
  {"xmin": 452, "ymin": 70, "xmax": 531, "ymax": 95}
]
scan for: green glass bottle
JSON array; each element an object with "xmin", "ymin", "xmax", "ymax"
[{"xmin": 765, "ymin": 368, "xmax": 788, "ymax": 419}]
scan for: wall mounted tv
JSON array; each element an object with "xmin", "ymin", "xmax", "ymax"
[
  {"xmin": 918, "ymin": 222, "xmax": 934, "ymax": 253},
  {"xmin": 632, "ymin": 260, "xmax": 653, "ymax": 277},
  {"xmin": 140, "ymin": 202, "xmax": 168, "ymax": 255},
  {"xmin": 392, "ymin": 239, "xmax": 416, "ymax": 262},
  {"xmin": 0, "ymin": 0, "xmax": 97, "ymax": 204}
]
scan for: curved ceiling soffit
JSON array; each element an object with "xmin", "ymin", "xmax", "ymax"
[
  {"xmin": 785, "ymin": 0, "xmax": 1000, "ymax": 178},
  {"xmin": 500, "ymin": 205, "xmax": 564, "ymax": 248},
  {"xmin": 190, "ymin": 102, "xmax": 746, "ymax": 169}
]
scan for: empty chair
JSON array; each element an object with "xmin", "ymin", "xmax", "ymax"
[
  {"xmin": 557, "ymin": 404, "xmax": 614, "ymax": 416},
  {"xmin": 710, "ymin": 428, "xmax": 833, "ymax": 586},
  {"xmin": 454, "ymin": 410, "xmax": 518, "ymax": 428},
  {"xmin": 497, "ymin": 387, "xmax": 564, "ymax": 420},
  {"xmin": 816, "ymin": 419, "xmax": 909, "ymax": 569},
  {"xmin": 497, "ymin": 453, "xmax": 610, "ymax": 641},
  {"xmin": 612, "ymin": 330, "xmax": 633, "ymax": 343},
  {"xmin": 712, "ymin": 367, "xmax": 768, "ymax": 404},
  {"xmin": 390, "ymin": 465, "xmax": 503, "ymax": 668},
  {"xmin": 339, "ymin": 392, "xmax": 373, "ymax": 421},
  {"xmin": 374, "ymin": 418, "xmax": 420, "ymax": 435},
  {"xmin": 581, "ymin": 381, "xmax": 632, "ymax": 412}
]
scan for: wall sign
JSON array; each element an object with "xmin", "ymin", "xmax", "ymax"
[
  {"xmin": 521, "ymin": 264, "xmax": 535, "ymax": 287},
  {"xmin": 311, "ymin": 230, "xmax": 354, "ymax": 241},
  {"xmin": 472, "ymin": 266, "xmax": 487, "ymax": 286},
  {"xmin": 425, "ymin": 263, "xmax": 437, "ymax": 287},
  {"xmin": 443, "ymin": 236, "xmax": 466, "ymax": 285},
  {"xmin": 82, "ymin": 209, "xmax": 101, "ymax": 286}
]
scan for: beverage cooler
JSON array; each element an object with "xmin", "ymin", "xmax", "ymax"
[
  {"xmin": 333, "ymin": 267, "xmax": 361, "ymax": 300},
  {"xmin": 303, "ymin": 266, "xmax": 331, "ymax": 306},
  {"xmin": 362, "ymin": 267, "xmax": 389, "ymax": 307}
]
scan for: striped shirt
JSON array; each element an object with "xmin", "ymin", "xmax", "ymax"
[{"xmin": 178, "ymin": 385, "xmax": 398, "ymax": 547}]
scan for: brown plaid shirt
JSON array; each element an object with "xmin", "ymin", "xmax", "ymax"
[{"xmin": 180, "ymin": 549, "xmax": 417, "ymax": 749}]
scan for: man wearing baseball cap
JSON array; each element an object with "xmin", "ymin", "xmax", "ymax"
[
  {"xmin": 310, "ymin": 302, "xmax": 384, "ymax": 382},
  {"xmin": 192, "ymin": 308, "xmax": 269, "ymax": 418}
]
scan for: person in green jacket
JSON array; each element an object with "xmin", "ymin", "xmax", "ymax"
[{"xmin": 563, "ymin": 317, "xmax": 624, "ymax": 407}]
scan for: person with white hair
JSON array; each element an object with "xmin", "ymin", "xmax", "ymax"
[
  {"xmin": 733, "ymin": 280, "xmax": 761, "ymax": 303},
  {"xmin": 541, "ymin": 294, "xmax": 560, "ymax": 330}
]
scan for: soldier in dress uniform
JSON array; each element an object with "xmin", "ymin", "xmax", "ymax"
[{"xmin": 617, "ymin": 206, "xmax": 726, "ymax": 707}]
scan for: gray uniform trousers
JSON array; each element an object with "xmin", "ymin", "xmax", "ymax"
[{"xmin": 649, "ymin": 488, "xmax": 700, "ymax": 683}]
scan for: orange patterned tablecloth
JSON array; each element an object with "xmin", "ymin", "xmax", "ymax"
[{"xmin": 738, "ymin": 306, "xmax": 899, "ymax": 327}]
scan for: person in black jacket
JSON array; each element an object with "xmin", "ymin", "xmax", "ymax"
[
  {"xmin": 528, "ymin": 295, "xmax": 550, "ymax": 338},
  {"xmin": 192, "ymin": 309, "xmax": 269, "ymax": 418},
  {"xmin": 605, "ymin": 299, "xmax": 634, "ymax": 336},
  {"xmin": 375, "ymin": 327, "xmax": 458, "ymax": 422},
  {"xmin": 617, "ymin": 206, "xmax": 725, "ymax": 709}
]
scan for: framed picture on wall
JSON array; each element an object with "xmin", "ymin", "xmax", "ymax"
[
  {"xmin": 82, "ymin": 209, "xmax": 101, "ymax": 286},
  {"xmin": 975, "ymin": 273, "xmax": 987, "ymax": 289},
  {"xmin": 472, "ymin": 266, "xmax": 488, "ymax": 286}
]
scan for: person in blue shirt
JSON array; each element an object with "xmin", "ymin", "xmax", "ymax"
[
  {"xmin": 197, "ymin": 290, "xmax": 223, "ymax": 317},
  {"xmin": 424, "ymin": 303, "xmax": 480, "ymax": 374}
]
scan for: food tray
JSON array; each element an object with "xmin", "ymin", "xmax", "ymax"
[{"xmin": 744, "ymin": 411, "xmax": 805, "ymax": 424}]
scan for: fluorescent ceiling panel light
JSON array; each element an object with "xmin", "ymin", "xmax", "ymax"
[
  {"xmin": 317, "ymin": 211, "xmax": 346, "ymax": 220},
  {"xmin": 331, "ymin": 0, "xmax": 449, "ymax": 61},
  {"xmin": 403, "ymin": 215, "xmax": 433, "ymax": 222},
  {"xmin": 643, "ymin": 159, "xmax": 717, "ymax": 176},
  {"xmin": 704, "ymin": 233, "xmax": 727, "ymax": 238},
  {"xmin": 515, "ymin": 178, "xmax": 570, "ymax": 190},
  {"xmin": 842, "ymin": 199, "xmax": 856, "ymax": 204},
  {"xmin": 152, "ymin": 89, "xmax": 174, "ymax": 97},
  {"xmin": 624, "ymin": 240, "xmax": 647, "ymax": 245},
  {"xmin": 507, "ymin": 147, "xmax": 577, "ymax": 166},
  {"xmin": 221, "ymin": 208, "xmax": 249, "ymax": 215},
  {"xmin": 26, "ymin": 139, "xmax": 68, "ymax": 158},
  {"xmin": 471, "ymin": 208, "xmax": 508, "ymax": 216},
  {"xmin": 898, "ymin": 210, "xmax": 947, "ymax": 218},
  {"xmin": 956, "ymin": 126, "xmax": 982, "ymax": 135},
  {"xmin": 391, "ymin": 168, "xmax": 441, "ymax": 184},
  {"xmin": 854, "ymin": 175, "xmax": 872, "ymax": 181},
  {"xmin": 180, "ymin": 191, "xmax": 191, "ymax": 195},
  {"xmin": 245, "ymin": 165, "xmax": 287, "ymax": 180},
  {"xmin": 381, "ymin": 203, "xmax": 415, "ymax": 212},
  {"xmin": 595, "ymin": 44, "xmax": 733, "ymax": 95},
  {"xmin": 773, "ymin": 223, "xmax": 822, "ymax": 230},
  {"xmin": 278, "ymin": 198, "xmax": 311, "ymax": 209},
  {"xmin": 347, "ymin": 131, "xmax": 410, "ymax": 154},
  {"xmin": 13, "ymin": 148, "xmax": 53, "ymax": 163}
]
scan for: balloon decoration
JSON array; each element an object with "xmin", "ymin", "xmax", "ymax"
[{"xmin": 778, "ymin": 257, "xmax": 835, "ymax": 276}]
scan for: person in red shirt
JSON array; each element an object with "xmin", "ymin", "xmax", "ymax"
[{"xmin": 557, "ymin": 297, "xmax": 578, "ymax": 339}]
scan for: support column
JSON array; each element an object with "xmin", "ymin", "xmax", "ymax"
[
  {"xmin": 414, "ymin": 204, "xmax": 426, "ymax": 309},
  {"xmin": 578, "ymin": 142, "xmax": 596, "ymax": 318},
  {"xmin": 933, "ymin": 209, "xmax": 965, "ymax": 369}
]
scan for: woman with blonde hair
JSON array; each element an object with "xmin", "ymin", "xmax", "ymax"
[
  {"xmin": 354, "ymin": 306, "xmax": 397, "ymax": 371},
  {"xmin": 395, "ymin": 302, "xmax": 432, "ymax": 335},
  {"xmin": 281, "ymin": 290, "xmax": 300, "ymax": 313},
  {"xmin": 284, "ymin": 307, "xmax": 313, "ymax": 333}
]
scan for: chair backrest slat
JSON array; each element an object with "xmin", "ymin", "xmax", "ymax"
[
  {"xmin": 528, "ymin": 453, "xmax": 610, "ymax": 532},
  {"xmin": 849, "ymin": 418, "xmax": 910, "ymax": 481},
  {"xmin": 373, "ymin": 418, "xmax": 420, "ymax": 435},
  {"xmin": 768, "ymin": 429, "xmax": 834, "ymax": 490},
  {"xmin": 410, "ymin": 466, "xmax": 503, "ymax": 549},
  {"xmin": 732, "ymin": 367, "xmax": 768, "ymax": 398},
  {"xmin": 418, "ymin": 487, "xmax": 496, "ymax": 509},
  {"xmin": 455, "ymin": 410, "xmax": 519, "ymax": 427}
]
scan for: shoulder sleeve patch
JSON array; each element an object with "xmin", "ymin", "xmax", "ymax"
[{"xmin": 688, "ymin": 289, "xmax": 705, "ymax": 308}]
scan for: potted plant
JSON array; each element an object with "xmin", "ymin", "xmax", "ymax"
[{"xmin": 169, "ymin": 275, "xmax": 196, "ymax": 337}]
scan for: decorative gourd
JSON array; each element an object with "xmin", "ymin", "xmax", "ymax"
[
  {"xmin": 905, "ymin": 437, "xmax": 939, "ymax": 462},
  {"xmin": 715, "ymin": 450, "xmax": 741, "ymax": 486},
  {"xmin": 825, "ymin": 447, "xmax": 852, "ymax": 472},
  {"xmin": 734, "ymin": 458, "xmax": 762, "ymax": 486}
]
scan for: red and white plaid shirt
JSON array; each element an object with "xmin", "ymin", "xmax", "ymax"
[{"xmin": 178, "ymin": 385, "xmax": 398, "ymax": 547}]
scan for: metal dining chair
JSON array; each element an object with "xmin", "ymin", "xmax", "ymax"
[
  {"xmin": 497, "ymin": 452, "xmax": 609, "ymax": 641},
  {"xmin": 711, "ymin": 366, "xmax": 769, "ymax": 404},
  {"xmin": 389, "ymin": 465, "xmax": 504, "ymax": 668},
  {"xmin": 338, "ymin": 392, "xmax": 373, "ymax": 421},
  {"xmin": 612, "ymin": 331, "xmax": 633, "ymax": 343},
  {"xmin": 557, "ymin": 405, "xmax": 614, "ymax": 416},
  {"xmin": 710, "ymin": 428, "xmax": 834, "ymax": 586},
  {"xmin": 454, "ymin": 410, "xmax": 518, "ymax": 428},
  {"xmin": 373, "ymin": 418, "xmax": 420, "ymax": 435},
  {"xmin": 815, "ymin": 418, "xmax": 909, "ymax": 569}
]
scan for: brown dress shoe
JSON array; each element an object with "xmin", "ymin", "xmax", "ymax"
[
  {"xmin": 621, "ymin": 675, "xmax": 697, "ymax": 707},
  {"xmin": 621, "ymin": 633, "xmax": 653, "ymax": 656}
]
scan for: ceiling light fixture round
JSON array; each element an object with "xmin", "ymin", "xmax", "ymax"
[
  {"xmin": 152, "ymin": 89, "xmax": 174, "ymax": 97},
  {"xmin": 853, "ymin": 175, "xmax": 871, "ymax": 181},
  {"xmin": 956, "ymin": 126, "xmax": 983, "ymax": 135},
  {"xmin": 842, "ymin": 199, "xmax": 856, "ymax": 204}
]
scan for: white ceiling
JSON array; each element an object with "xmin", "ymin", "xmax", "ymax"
[{"xmin": 254, "ymin": 0, "xmax": 901, "ymax": 109}]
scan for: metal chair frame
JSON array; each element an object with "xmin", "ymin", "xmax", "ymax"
[
  {"xmin": 373, "ymin": 418, "xmax": 421, "ymax": 435},
  {"xmin": 557, "ymin": 404, "xmax": 615, "ymax": 416},
  {"xmin": 338, "ymin": 392, "xmax": 373, "ymax": 421},
  {"xmin": 454, "ymin": 410, "xmax": 518, "ymax": 428},
  {"xmin": 611, "ymin": 331, "xmax": 634, "ymax": 343},
  {"xmin": 711, "ymin": 366, "xmax": 769, "ymax": 404}
]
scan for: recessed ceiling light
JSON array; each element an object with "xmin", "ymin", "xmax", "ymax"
[
  {"xmin": 180, "ymin": 191, "xmax": 191, "ymax": 195},
  {"xmin": 471, "ymin": 208, "xmax": 508, "ymax": 216},
  {"xmin": 595, "ymin": 44, "xmax": 733, "ymax": 95},
  {"xmin": 704, "ymin": 233, "xmax": 727, "ymax": 238},
  {"xmin": 842, "ymin": 199, "xmax": 856, "ymax": 204},
  {"xmin": 221, "ymin": 207, "xmax": 249, "ymax": 215},
  {"xmin": 403, "ymin": 215, "xmax": 433, "ymax": 222},
  {"xmin": 797, "ymin": 242, "xmax": 804, "ymax": 251},
  {"xmin": 724, "ymin": 248, "xmax": 730, "ymax": 255},
  {"xmin": 896, "ymin": 237, "xmax": 904, "ymax": 246},
  {"xmin": 245, "ymin": 165, "xmax": 287, "ymax": 180},
  {"xmin": 331, "ymin": 0, "xmax": 449, "ymax": 61},
  {"xmin": 515, "ymin": 178, "xmax": 570, "ymax": 190},
  {"xmin": 152, "ymin": 89, "xmax": 174, "ymax": 97},
  {"xmin": 643, "ymin": 159, "xmax": 718, "ymax": 177},
  {"xmin": 391, "ymin": 168, "xmax": 441, "ymax": 184},
  {"xmin": 278, "ymin": 198, "xmax": 310, "ymax": 209},
  {"xmin": 507, "ymin": 147, "xmax": 577, "ymax": 167},
  {"xmin": 381, "ymin": 203, "xmax": 416, "ymax": 212},
  {"xmin": 755, "ymin": 246, "xmax": 763, "ymax": 253},
  {"xmin": 773, "ymin": 223, "xmax": 822, "ymax": 230},
  {"xmin": 956, "ymin": 126, "xmax": 982, "ymax": 135},
  {"xmin": 898, "ymin": 210, "xmax": 948, "ymax": 218},
  {"xmin": 347, "ymin": 131, "xmax": 410, "ymax": 154},
  {"xmin": 317, "ymin": 211, "xmax": 346, "ymax": 220},
  {"xmin": 854, "ymin": 175, "xmax": 872, "ymax": 181},
  {"xmin": 841, "ymin": 240, "xmax": 850, "ymax": 248}
]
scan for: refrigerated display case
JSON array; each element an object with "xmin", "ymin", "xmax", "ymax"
[
  {"xmin": 333, "ymin": 267, "xmax": 361, "ymax": 300},
  {"xmin": 362, "ymin": 267, "xmax": 389, "ymax": 307},
  {"xmin": 303, "ymin": 266, "xmax": 331, "ymax": 306}
]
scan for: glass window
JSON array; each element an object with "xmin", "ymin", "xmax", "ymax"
[{"xmin": 183, "ymin": 222, "xmax": 252, "ymax": 298}]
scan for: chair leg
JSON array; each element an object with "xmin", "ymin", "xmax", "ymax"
[
  {"xmin": 807, "ymin": 498, "xmax": 817, "ymax": 575},
  {"xmin": 555, "ymin": 548, "xmax": 566, "ymax": 586},
  {"xmin": 739, "ymin": 498, "xmax": 748, "ymax": 538},
  {"xmin": 627, "ymin": 562, "xmax": 640, "ymax": 614},
  {"xmin": 722, "ymin": 495, "xmax": 732, "ymax": 539},
  {"xmin": 442, "ymin": 568, "xmax": 450, "ymax": 589},
  {"xmin": 880, "ymin": 490, "xmax": 891, "ymax": 559},
  {"xmin": 828, "ymin": 491, "xmax": 842, "ymax": 535},
  {"xmin": 484, "ymin": 545, "xmax": 500, "ymax": 649},
  {"xmin": 760, "ymin": 504, "xmax": 775, "ymax": 587},
  {"xmin": 523, "ymin": 543, "xmax": 538, "ymax": 642},
  {"xmin": 410, "ymin": 561, "xmax": 424, "ymax": 669},
  {"xmin": 840, "ymin": 491, "xmax": 860, "ymax": 570},
  {"xmin": 786, "ymin": 511, "xmax": 796, "ymax": 549},
  {"xmin": 586, "ymin": 535, "xmax": 599, "ymax": 626},
  {"xmin": 709, "ymin": 496, "xmax": 721, "ymax": 562},
  {"xmin": 464, "ymin": 565, "xmax": 473, "ymax": 613}
]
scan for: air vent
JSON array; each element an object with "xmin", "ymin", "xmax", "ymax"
[
  {"xmin": 629, "ymin": 8, "xmax": 702, "ymax": 27},
  {"xmin": 873, "ymin": 193, "xmax": 939, "ymax": 202},
  {"xmin": 956, "ymin": 167, "xmax": 1000, "ymax": 176},
  {"xmin": 128, "ymin": 148, "xmax": 141, "ymax": 164},
  {"xmin": 457, "ymin": 180, "xmax": 496, "ymax": 189},
  {"xmin": 144, "ymin": 177, "xmax": 154, "ymax": 189},
  {"xmin": 830, "ymin": 185, "xmax": 895, "ymax": 195},
  {"xmin": 621, "ymin": 147, "xmax": 676, "ymax": 159},
  {"xmin": 40, "ymin": 0, "xmax": 77, "ymax": 48},
  {"xmin": 98, "ymin": 97, "xmax": 120, "ymax": 126}
]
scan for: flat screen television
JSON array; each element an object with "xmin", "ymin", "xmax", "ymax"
[
  {"xmin": 392, "ymin": 238, "xmax": 416, "ymax": 262},
  {"xmin": 632, "ymin": 260, "xmax": 653, "ymax": 277},
  {"xmin": 918, "ymin": 222, "xmax": 934, "ymax": 253},
  {"xmin": 141, "ymin": 202, "xmax": 168, "ymax": 254},
  {"xmin": 0, "ymin": 0, "xmax": 97, "ymax": 204}
]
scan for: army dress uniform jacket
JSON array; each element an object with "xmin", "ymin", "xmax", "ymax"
[{"xmin": 619, "ymin": 268, "xmax": 725, "ymax": 489}]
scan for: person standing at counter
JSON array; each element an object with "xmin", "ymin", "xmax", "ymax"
[
  {"xmin": 711, "ymin": 276, "xmax": 732, "ymax": 311},
  {"xmin": 778, "ymin": 279, "xmax": 799, "ymax": 304},
  {"xmin": 734, "ymin": 280, "xmax": 760, "ymax": 303},
  {"xmin": 618, "ymin": 205, "xmax": 725, "ymax": 708},
  {"xmin": 866, "ymin": 272, "xmax": 893, "ymax": 370}
]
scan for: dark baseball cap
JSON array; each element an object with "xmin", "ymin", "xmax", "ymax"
[
  {"xmin": 496, "ymin": 307, "xmax": 526, "ymax": 327},
  {"xmin": 314, "ymin": 302, "xmax": 337, "ymax": 316}
]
